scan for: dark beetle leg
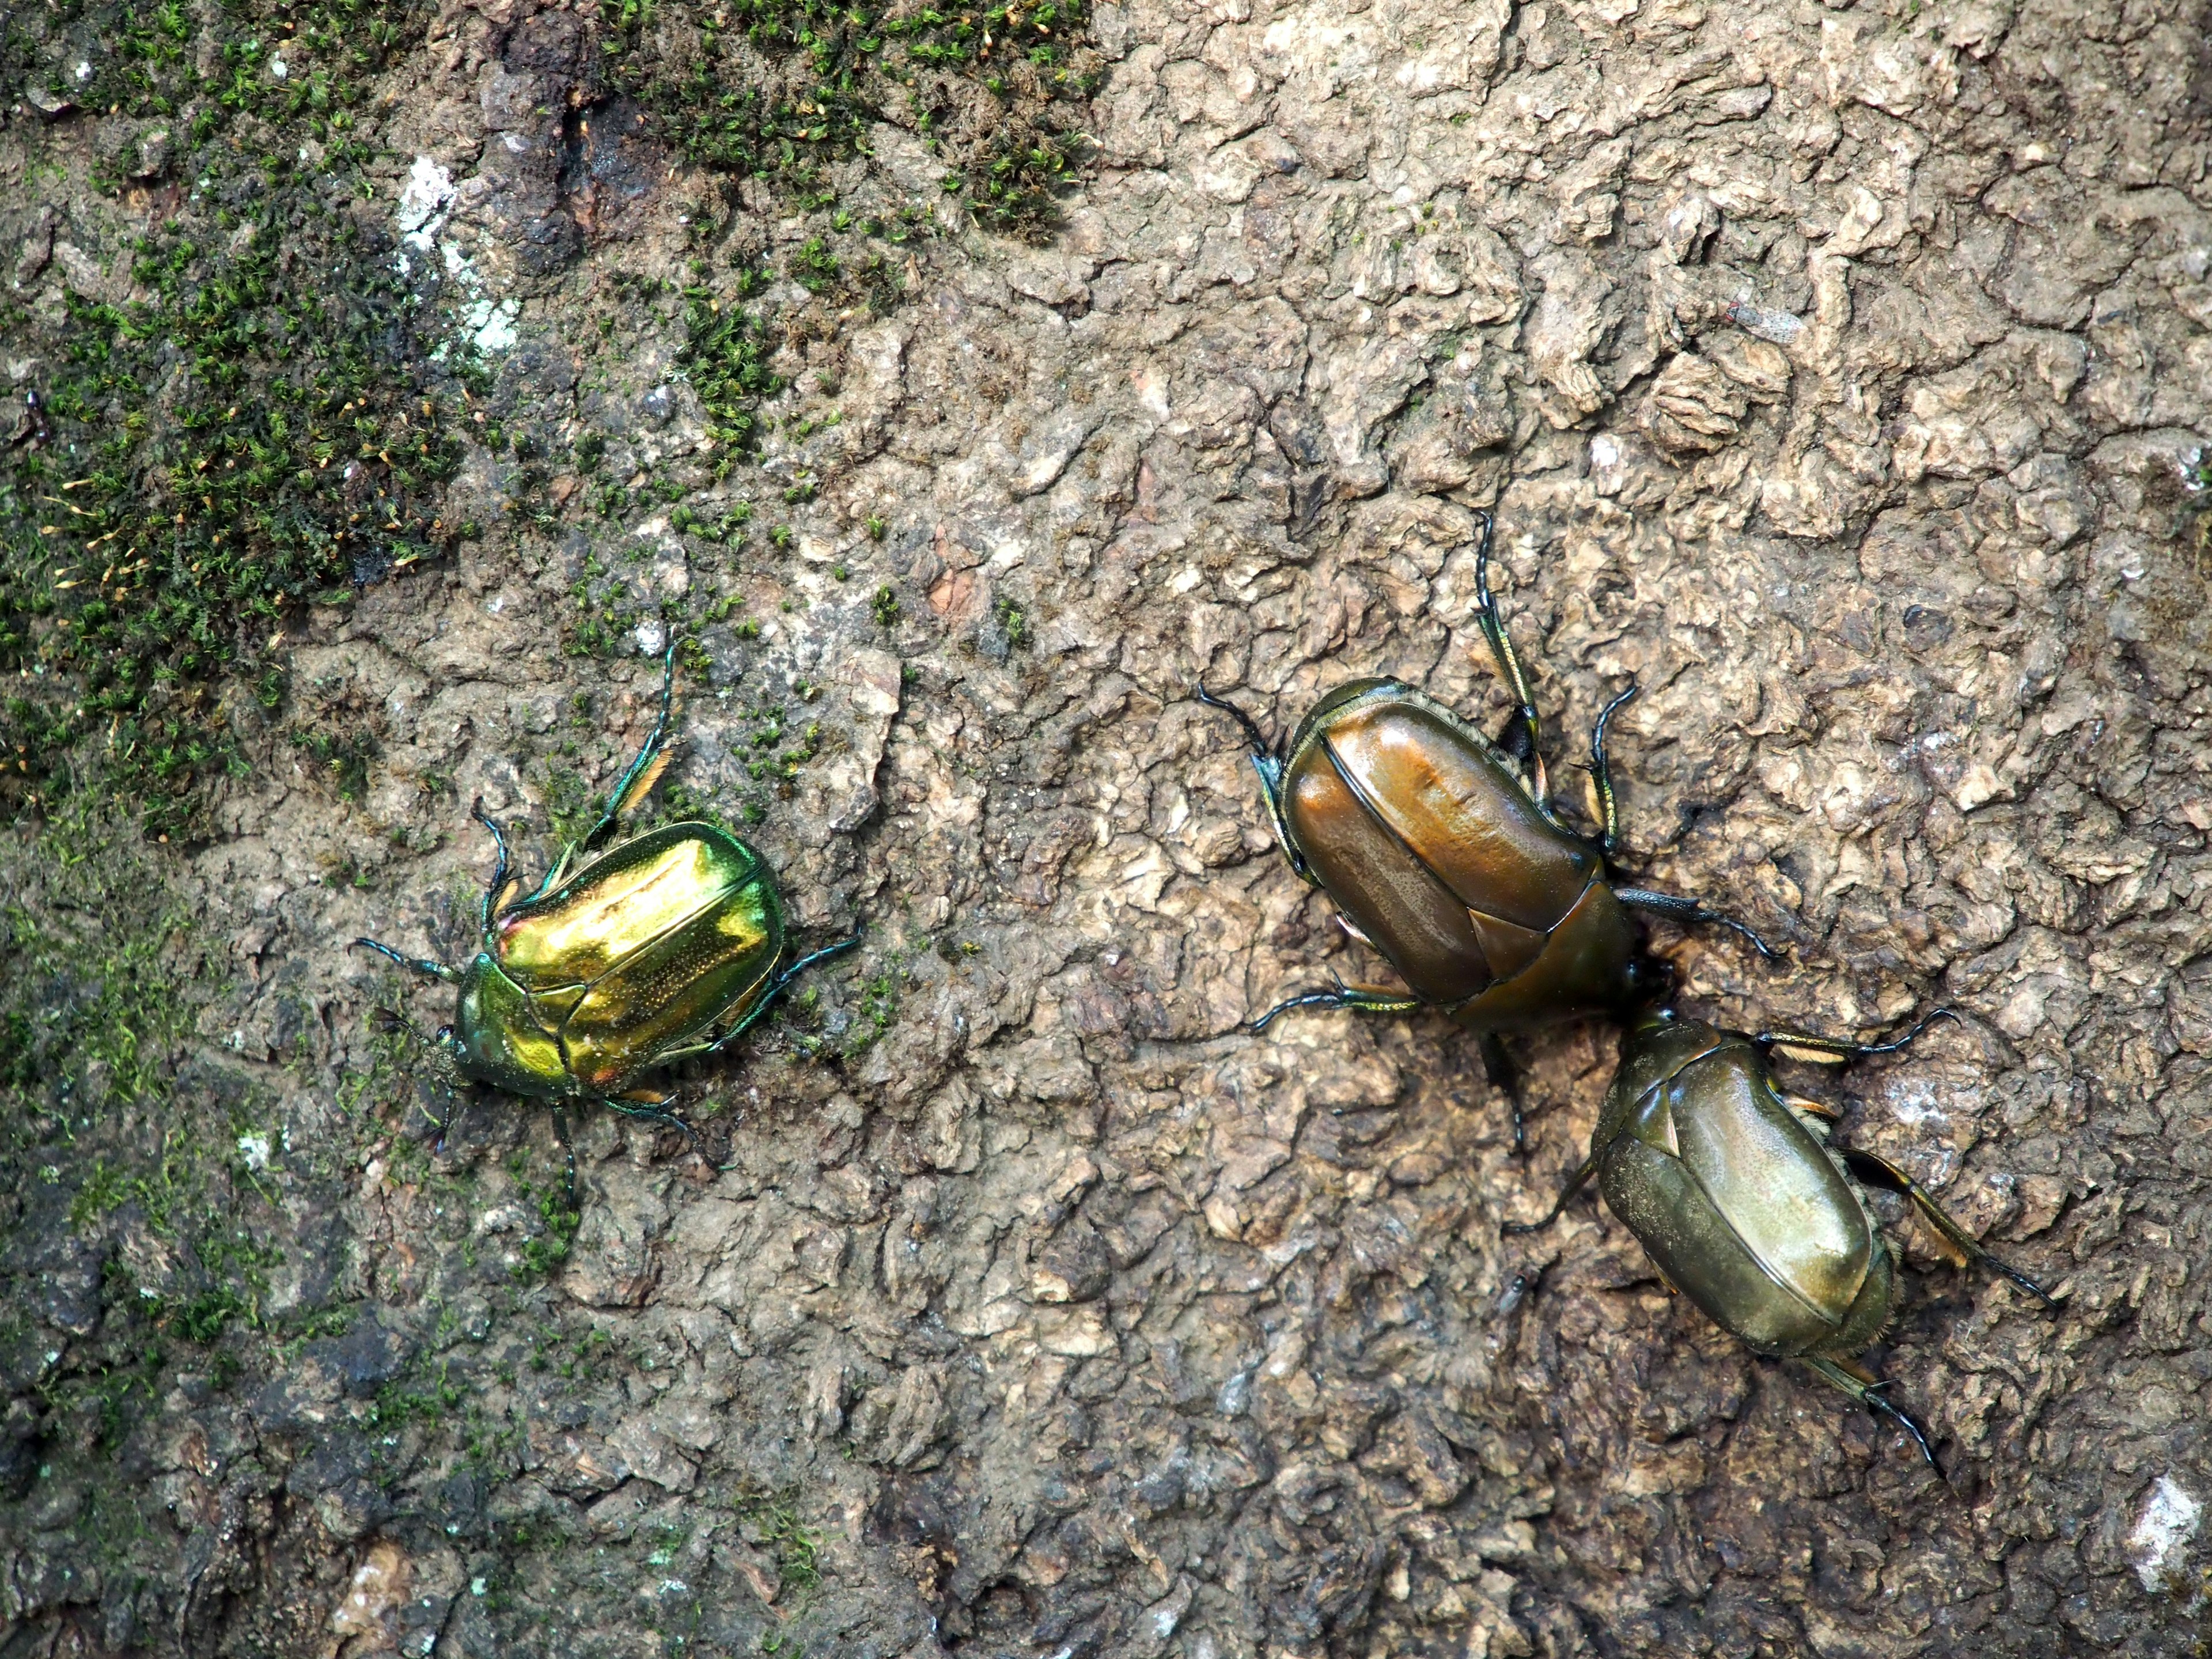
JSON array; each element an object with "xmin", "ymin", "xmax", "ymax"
[
  {"xmin": 471, "ymin": 798, "xmax": 517, "ymax": 929},
  {"xmin": 1801, "ymin": 1356, "xmax": 1943, "ymax": 1475},
  {"xmin": 1613, "ymin": 887, "xmax": 1780, "ymax": 961},
  {"xmin": 1470, "ymin": 511, "xmax": 1556, "ymax": 817},
  {"xmin": 1501, "ymin": 1149, "xmax": 1600, "ymax": 1235},
  {"xmin": 1838, "ymin": 1148, "xmax": 2059, "ymax": 1308},
  {"xmin": 1252, "ymin": 978, "xmax": 1423, "ymax": 1032},
  {"xmin": 1586, "ymin": 683, "xmax": 1638, "ymax": 859},
  {"xmin": 1480, "ymin": 1031, "xmax": 1530, "ymax": 1155},
  {"xmin": 1194, "ymin": 684, "xmax": 1302, "ymax": 877},
  {"xmin": 604, "ymin": 1096, "xmax": 703, "ymax": 1159},
  {"xmin": 584, "ymin": 642, "xmax": 679, "ymax": 855},
  {"xmin": 1755, "ymin": 1007, "xmax": 1956, "ymax": 1065},
  {"xmin": 351, "ymin": 937, "xmax": 460, "ymax": 983},
  {"xmin": 1193, "ymin": 682, "xmax": 1275, "ymax": 759}
]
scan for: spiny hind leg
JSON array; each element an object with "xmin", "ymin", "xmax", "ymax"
[
  {"xmin": 584, "ymin": 642, "xmax": 679, "ymax": 854},
  {"xmin": 1252, "ymin": 975, "xmax": 1423, "ymax": 1032},
  {"xmin": 1836, "ymin": 1147, "xmax": 2058, "ymax": 1307},
  {"xmin": 1800, "ymin": 1354, "xmax": 1942, "ymax": 1475},
  {"xmin": 1755, "ymin": 1006, "xmax": 1955, "ymax": 1065},
  {"xmin": 1469, "ymin": 511, "xmax": 1554, "ymax": 812},
  {"xmin": 351, "ymin": 937, "xmax": 459, "ymax": 983}
]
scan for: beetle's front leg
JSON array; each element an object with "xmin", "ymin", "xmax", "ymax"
[
  {"xmin": 1800, "ymin": 1355, "xmax": 1943, "ymax": 1474},
  {"xmin": 1251, "ymin": 975, "xmax": 1423, "ymax": 1032},
  {"xmin": 351, "ymin": 937, "xmax": 460, "ymax": 983},
  {"xmin": 1836, "ymin": 1147, "xmax": 2059, "ymax": 1308},
  {"xmin": 1613, "ymin": 887, "xmax": 1781, "ymax": 961},
  {"xmin": 1754, "ymin": 1006, "xmax": 1956, "ymax": 1065}
]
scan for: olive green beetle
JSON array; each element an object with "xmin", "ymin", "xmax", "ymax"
[
  {"xmin": 353, "ymin": 648, "xmax": 856, "ymax": 1185},
  {"xmin": 1506, "ymin": 1007, "xmax": 2056, "ymax": 1472},
  {"xmin": 1199, "ymin": 511, "xmax": 1773, "ymax": 1141}
]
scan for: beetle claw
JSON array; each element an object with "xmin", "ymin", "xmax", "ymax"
[
  {"xmin": 1861, "ymin": 1380, "xmax": 1944, "ymax": 1477},
  {"xmin": 1194, "ymin": 681, "xmax": 1278, "ymax": 760}
]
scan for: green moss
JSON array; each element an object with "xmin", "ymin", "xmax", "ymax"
[
  {"xmin": 599, "ymin": 0, "xmax": 1099, "ymax": 240},
  {"xmin": 0, "ymin": 1, "xmax": 450, "ymax": 840}
]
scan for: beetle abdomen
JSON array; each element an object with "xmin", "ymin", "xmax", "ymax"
[
  {"xmin": 1288, "ymin": 753, "xmax": 1497, "ymax": 1001},
  {"xmin": 1280, "ymin": 682, "xmax": 1621, "ymax": 1009}
]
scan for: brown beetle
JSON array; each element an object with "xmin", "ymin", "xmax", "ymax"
[{"xmin": 1200, "ymin": 511, "xmax": 1774, "ymax": 1141}]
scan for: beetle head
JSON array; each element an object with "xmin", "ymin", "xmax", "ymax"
[{"xmin": 1618, "ymin": 952, "xmax": 1677, "ymax": 1013}]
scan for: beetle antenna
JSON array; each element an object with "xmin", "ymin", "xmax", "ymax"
[{"xmin": 1194, "ymin": 683, "xmax": 1277, "ymax": 760}]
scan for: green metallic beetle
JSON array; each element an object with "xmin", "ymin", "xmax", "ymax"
[
  {"xmin": 1506, "ymin": 1007, "xmax": 2056, "ymax": 1472},
  {"xmin": 353, "ymin": 649, "xmax": 856, "ymax": 1181},
  {"xmin": 1198, "ymin": 510, "xmax": 1773, "ymax": 1141}
]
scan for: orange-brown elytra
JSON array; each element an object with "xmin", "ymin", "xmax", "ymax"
[
  {"xmin": 353, "ymin": 646, "xmax": 857, "ymax": 1194},
  {"xmin": 1198, "ymin": 510, "xmax": 1776, "ymax": 1145}
]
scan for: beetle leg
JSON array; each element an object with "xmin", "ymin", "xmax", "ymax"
[
  {"xmin": 1836, "ymin": 1147, "xmax": 2059, "ymax": 1308},
  {"xmin": 1251, "ymin": 978, "xmax": 1423, "ymax": 1032},
  {"xmin": 551, "ymin": 1107, "xmax": 579, "ymax": 1213},
  {"xmin": 1755, "ymin": 1006, "xmax": 1957, "ymax": 1065},
  {"xmin": 1779, "ymin": 1090, "xmax": 1844, "ymax": 1124},
  {"xmin": 1800, "ymin": 1356, "xmax": 1944, "ymax": 1475},
  {"xmin": 1585, "ymin": 683, "xmax": 1638, "ymax": 859},
  {"xmin": 351, "ymin": 937, "xmax": 459, "ymax": 983},
  {"xmin": 582, "ymin": 642, "xmax": 679, "ymax": 855},
  {"xmin": 1612, "ymin": 888, "xmax": 1781, "ymax": 961},
  {"xmin": 604, "ymin": 1096, "xmax": 703, "ymax": 1157},
  {"xmin": 1470, "ymin": 511, "xmax": 1559, "ymax": 816},
  {"xmin": 1478, "ymin": 1031, "xmax": 1533, "ymax": 1154},
  {"xmin": 1500, "ymin": 1149, "xmax": 1600, "ymax": 1234},
  {"xmin": 471, "ymin": 799, "xmax": 517, "ymax": 928},
  {"xmin": 1194, "ymin": 684, "xmax": 1305, "ymax": 878}
]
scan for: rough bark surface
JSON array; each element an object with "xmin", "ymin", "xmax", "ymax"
[{"xmin": 3, "ymin": 1, "xmax": 2211, "ymax": 1657}]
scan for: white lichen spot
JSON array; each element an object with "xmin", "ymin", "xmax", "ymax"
[
  {"xmin": 466, "ymin": 296, "xmax": 520, "ymax": 353},
  {"xmin": 1590, "ymin": 434, "xmax": 1621, "ymax": 468},
  {"xmin": 1885, "ymin": 1080, "xmax": 1950, "ymax": 1130},
  {"xmin": 2130, "ymin": 1475, "xmax": 2202, "ymax": 1594},
  {"xmin": 237, "ymin": 1134, "xmax": 272, "ymax": 1171},
  {"xmin": 269, "ymin": 55, "xmax": 289, "ymax": 79},
  {"xmin": 396, "ymin": 156, "xmax": 455, "ymax": 255},
  {"xmin": 634, "ymin": 618, "xmax": 669, "ymax": 656},
  {"xmin": 74, "ymin": 60, "xmax": 92, "ymax": 82}
]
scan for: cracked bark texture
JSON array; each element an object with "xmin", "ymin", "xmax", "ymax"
[{"xmin": 6, "ymin": 0, "xmax": 2212, "ymax": 1656}]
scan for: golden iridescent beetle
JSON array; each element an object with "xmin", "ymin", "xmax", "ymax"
[
  {"xmin": 1199, "ymin": 510, "xmax": 1774, "ymax": 1141},
  {"xmin": 353, "ymin": 649, "xmax": 857, "ymax": 1185},
  {"xmin": 1507, "ymin": 1007, "xmax": 2056, "ymax": 1472}
]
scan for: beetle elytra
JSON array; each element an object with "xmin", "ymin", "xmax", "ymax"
[
  {"xmin": 1198, "ymin": 510, "xmax": 1774, "ymax": 1142},
  {"xmin": 1506, "ymin": 1006, "xmax": 2056, "ymax": 1472},
  {"xmin": 353, "ymin": 647, "xmax": 857, "ymax": 1188}
]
